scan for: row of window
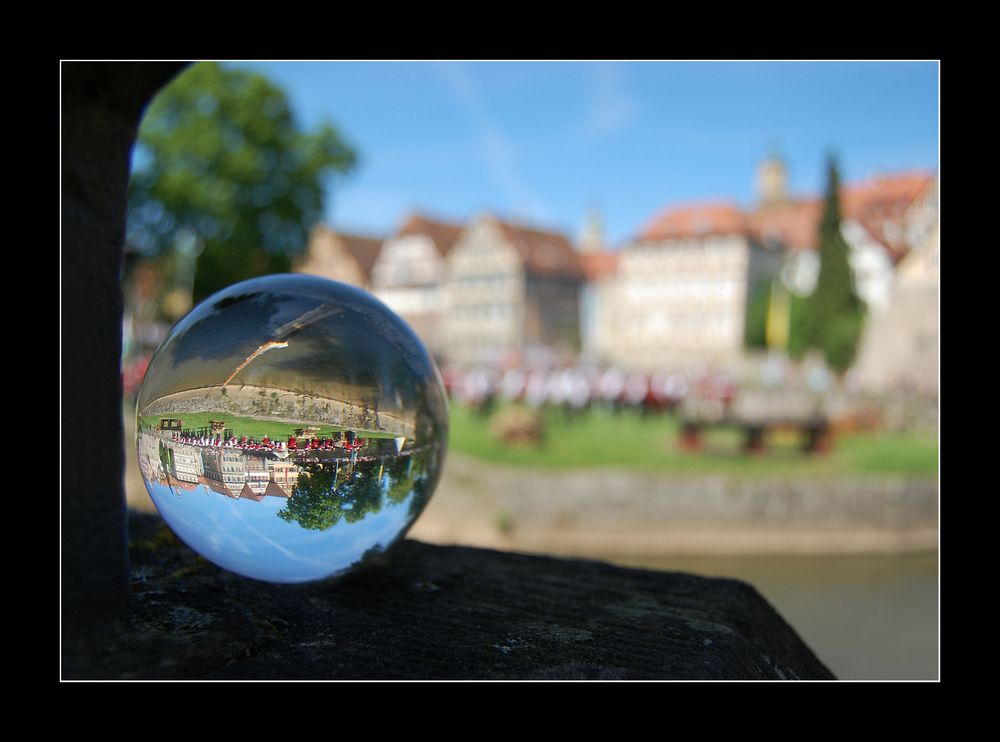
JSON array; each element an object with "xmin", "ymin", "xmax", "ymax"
[
  {"xmin": 614, "ymin": 312, "xmax": 740, "ymax": 336},
  {"xmin": 374, "ymin": 261, "xmax": 441, "ymax": 287},
  {"xmin": 448, "ymin": 304, "xmax": 517, "ymax": 320},
  {"xmin": 623, "ymin": 279, "xmax": 743, "ymax": 303},
  {"xmin": 206, "ymin": 472, "xmax": 246, "ymax": 483},
  {"xmin": 446, "ymin": 275, "xmax": 518, "ymax": 289},
  {"xmin": 627, "ymin": 236, "xmax": 746, "ymax": 258}
]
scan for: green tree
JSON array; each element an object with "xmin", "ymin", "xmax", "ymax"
[
  {"xmin": 385, "ymin": 456, "xmax": 415, "ymax": 504},
  {"xmin": 806, "ymin": 155, "xmax": 866, "ymax": 374},
  {"xmin": 159, "ymin": 443, "xmax": 173, "ymax": 475},
  {"xmin": 744, "ymin": 282, "xmax": 770, "ymax": 349},
  {"xmin": 127, "ymin": 62, "xmax": 357, "ymax": 302},
  {"xmin": 407, "ymin": 477, "xmax": 432, "ymax": 519},
  {"xmin": 278, "ymin": 460, "xmax": 387, "ymax": 530},
  {"xmin": 278, "ymin": 464, "xmax": 343, "ymax": 531},
  {"xmin": 340, "ymin": 465, "xmax": 385, "ymax": 524}
]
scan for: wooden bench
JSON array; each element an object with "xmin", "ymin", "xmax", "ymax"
[{"xmin": 680, "ymin": 416, "xmax": 832, "ymax": 454}]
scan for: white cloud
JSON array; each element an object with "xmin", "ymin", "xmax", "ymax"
[
  {"xmin": 578, "ymin": 63, "xmax": 638, "ymax": 140},
  {"xmin": 436, "ymin": 62, "xmax": 553, "ymax": 223}
]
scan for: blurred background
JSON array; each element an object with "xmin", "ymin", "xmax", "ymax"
[{"xmin": 121, "ymin": 61, "xmax": 939, "ymax": 680}]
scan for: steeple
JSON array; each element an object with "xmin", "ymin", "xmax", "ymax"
[
  {"xmin": 579, "ymin": 207, "xmax": 604, "ymax": 253},
  {"xmin": 756, "ymin": 150, "xmax": 789, "ymax": 206}
]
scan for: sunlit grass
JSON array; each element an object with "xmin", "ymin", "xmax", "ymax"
[{"xmin": 448, "ymin": 403, "xmax": 938, "ymax": 477}]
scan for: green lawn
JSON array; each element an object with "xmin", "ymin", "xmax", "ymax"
[
  {"xmin": 448, "ymin": 403, "xmax": 938, "ymax": 478},
  {"xmin": 137, "ymin": 412, "xmax": 399, "ymax": 440}
]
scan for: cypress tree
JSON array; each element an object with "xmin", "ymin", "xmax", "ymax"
[{"xmin": 807, "ymin": 155, "xmax": 866, "ymax": 374}]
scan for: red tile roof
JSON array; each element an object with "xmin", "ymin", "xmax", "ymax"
[
  {"xmin": 200, "ymin": 476, "xmax": 240, "ymax": 499},
  {"xmin": 748, "ymin": 198, "xmax": 823, "ymax": 252},
  {"xmin": 265, "ymin": 480, "xmax": 291, "ymax": 499},
  {"xmin": 842, "ymin": 172, "xmax": 935, "ymax": 261},
  {"xmin": 843, "ymin": 172, "xmax": 934, "ymax": 212},
  {"xmin": 239, "ymin": 483, "xmax": 264, "ymax": 502},
  {"xmin": 303, "ymin": 224, "xmax": 384, "ymax": 280},
  {"xmin": 397, "ymin": 213, "xmax": 465, "ymax": 257},
  {"xmin": 494, "ymin": 218, "xmax": 584, "ymax": 280},
  {"xmin": 637, "ymin": 171, "xmax": 936, "ymax": 263},
  {"xmin": 338, "ymin": 233, "xmax": 383, "ymax": 278},
  {"xmin": 577, "ymin": 251, "xmax": 619, "ymax": 282},
  {"xmin": 640, "ymin": 201, "xmax": 750, "ymax": 241}
]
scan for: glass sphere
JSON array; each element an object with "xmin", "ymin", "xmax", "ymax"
[{"xmin": 135, "ymin": 274, "xmax": 448, "ymax": 583}]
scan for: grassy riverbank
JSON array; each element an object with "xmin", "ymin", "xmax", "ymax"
[{"xmin": 448, "ymin": 404, "xmax": 938, "ymax": 477}]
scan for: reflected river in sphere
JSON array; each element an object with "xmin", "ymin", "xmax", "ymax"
[{"xmin": 135, "ymin": 274, "xmax": 448, "ymax": 583}]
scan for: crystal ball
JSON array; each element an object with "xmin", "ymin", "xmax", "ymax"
[{"xmin": 135, "ymin": 274, "xmax": 448, "ymax": 583}]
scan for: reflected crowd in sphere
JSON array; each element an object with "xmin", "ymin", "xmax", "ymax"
[{"xmin": 135, "ymin": 274, "xmax": 448, "ymax": 583}]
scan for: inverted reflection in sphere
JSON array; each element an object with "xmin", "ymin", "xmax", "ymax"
[{"xmin": 135, "ymin": 274, "xmax": 448, "ymax": 583}]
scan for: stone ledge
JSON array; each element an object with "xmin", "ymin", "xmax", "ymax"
[{"xmin": 62, "ymin": 512, "xmax": 834, "ymax": 680}]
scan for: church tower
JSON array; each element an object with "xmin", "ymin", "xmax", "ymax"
[
  {"xmin": 579, "ymin": 207, "xmax": 604, "ymax": 253},
  {"xmin": 756, "ymin": 151, "xmax": 789, "ymax": 206}
]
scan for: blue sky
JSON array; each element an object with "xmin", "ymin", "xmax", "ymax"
[
  {"xmin": 149, "ymin": 475, "xmax": 418, "ymax": 583},
  {"xmin": 231, "ymin": 61, "xmax": 938, "ymax": 248}
]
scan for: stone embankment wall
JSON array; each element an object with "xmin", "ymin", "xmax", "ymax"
[{"xmin": 410, "ymin": 455, "xmax": 938, "ymax": 557}]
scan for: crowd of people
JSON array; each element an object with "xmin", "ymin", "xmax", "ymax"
[
  {"xmin": 440, "ymin": 363, "xmax": 738, "ymax": 416},
  {"xmin": 167, "ymin": 430, "xmax": 369, "ymax": 453}
]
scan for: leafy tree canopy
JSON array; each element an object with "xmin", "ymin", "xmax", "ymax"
[
  {"xmin": 277, "ymin": 463, "xmax": 343, "ymax": 531},
  {"xmin": 278, "ymin": 461, "xmax": 387, "ymax": 531},
  {"xmin": 127, "ymin": 62, "xmax": 357, "ymax": 301}
]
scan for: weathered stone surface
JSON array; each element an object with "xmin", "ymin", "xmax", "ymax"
[{"xmin": 63, "ymin": 513, "xmax": 834, "ymax": 680}]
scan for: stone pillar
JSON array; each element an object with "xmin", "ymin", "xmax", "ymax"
[{"xmin": 62, "ymin": 62, "xmax": 189, "ymax": 637}]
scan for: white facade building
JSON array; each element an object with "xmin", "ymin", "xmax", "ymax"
[
  {"xmin": 602, "ymin": 204, "xmax": 782, "ymax": 370},
  {"xmin": 442, "ymin": 214, "xmax": 582, "ymax": 364},
  {"xmin": 294, "ymin": 224, "xmax": 383, "ymax": 291},
  {"xmin": 598, "ymin": 162, "xmax": 937, "ymax": 372},
  {"xmin": 370, "ymin": 214, "xmax": 464, "ymax": 356},
  {"xmin": 171, "ymin": 443, "xmax": 204, "ymax": 484}
]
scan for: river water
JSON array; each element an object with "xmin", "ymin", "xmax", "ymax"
[{"xmin": 608, "ymin": 550, "xmax": 939, "ymax": 680}]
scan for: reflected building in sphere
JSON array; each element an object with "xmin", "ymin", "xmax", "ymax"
[
  {"xmin": 203, "ymin": 448, "xmax": 248, "ymax": 497},
  {"xmin": 245, "ymin": 455, "xmax": 270, "ymax": 496},
  {"xmin": 269, "ymin": 459, "xmax": 300, "ymax": 493},
  {"xmin": 172, "ymin": 443, "xmax": 204, "ymax": 484}
]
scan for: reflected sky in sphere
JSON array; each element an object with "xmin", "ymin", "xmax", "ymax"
[{"xmin": 135, "ymin": 274, "xmax": 448, "ymax": 583}]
